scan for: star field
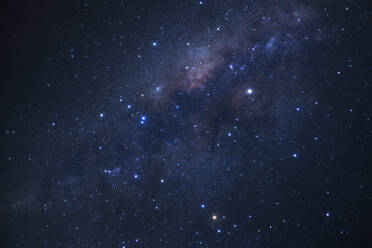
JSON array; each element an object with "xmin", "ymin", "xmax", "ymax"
[{"xmin": 1, "ymin": 0, "xmax": 372, "ymax": 247}]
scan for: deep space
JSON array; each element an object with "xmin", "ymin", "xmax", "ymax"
[{"xmin": 1, "ymin": 0, "xmax": 372, "ymax": 247}]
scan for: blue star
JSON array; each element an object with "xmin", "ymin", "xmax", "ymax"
[
  {"xmin": 201, "ymin": 204, "xmax": 206, "ymax": 209},
  {"xmin": 292, "ymin": 153, "xmax": 298, "ymax": 158},
  {"xmin": 296, "ymin": 107, "xmax": 300, "ymax": 111},
  {"xmin": 140, "ymin": 115, "xmax": 147, "ymax": 125},
  {"xmin": 99, "ymin": 113, "xmax": 104, "ymax": 118},
  {"xmin": 152, "ymin": 41, "xmax": 158, "ymax": 47},
  {"xmin": 325, "ymin": 212, "xmax": 330, "ymax": 217},
  {"xmin": 133, "ymin": 174, "xmax": 139, "ymax": 179}
]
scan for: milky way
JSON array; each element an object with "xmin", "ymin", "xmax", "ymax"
[{"xmin": 2, "ymin": 0, "xmax": 372, "ymax": 247}]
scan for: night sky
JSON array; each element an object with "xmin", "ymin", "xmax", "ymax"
[{"xmin": 1, "ymin": 0, "xmax": 372, "ymax": 247}]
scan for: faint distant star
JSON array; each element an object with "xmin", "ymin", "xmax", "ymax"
[
  {"xmin": 133, "ymin": 174, "xmax": 139, "ymax": 179},
  {"xmin": 293, "ymin": 153, "xmax": 298, "ymax": 158},
  {"xmin": 152, "ymin": 41, "xmax": 158, "ymax": 47},
  {"xmin": 127, "ymin": 104, "xmax": 132, "ymax": 109},
  {"xmin": 201, "ymin": 204, "xmax": 206, "ymax": 209},
  {"xmin": 99, "ymin": 113, "xmax": 104, "ymax": 118},
  {"xmin": 325, "ymin": 212, "xmax": 330, "ymax": 217},
  {"xmin": 246, "ymin": 88, "xmax": 253, "ymax": 95}
]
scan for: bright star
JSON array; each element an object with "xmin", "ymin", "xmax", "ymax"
[{"xmin": 140, "ymin": 115, "xmax": 147, "ymax": 125}]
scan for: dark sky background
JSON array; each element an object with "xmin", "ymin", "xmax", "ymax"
[{"xmin": 1, "ymin": 0, "xmax": 372, "ymax": 247}]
